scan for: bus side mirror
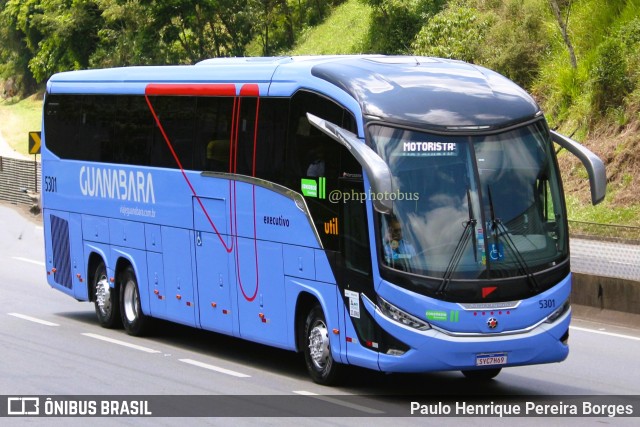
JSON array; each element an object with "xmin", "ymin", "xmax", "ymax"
[
  {"xmin": 306, "ymin": 113, "xmax": 393, "ymax": 214},
  {"xmin": 550, "ymin": 130, "xmax": 607, "ymax": 205}
]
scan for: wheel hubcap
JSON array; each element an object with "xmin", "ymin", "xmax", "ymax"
[
  {"xmin": 123, "ymin": 280, "xmax": 138, "ymax": 322},
  {"xmin": 308, "ymin": 320, "xmax": 330, "ymax": 370},
  {"xmin": 95, "ymin": 275, "xmax": 111, "ymax": 315}
]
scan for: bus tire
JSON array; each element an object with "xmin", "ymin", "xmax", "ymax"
[
  {"xmin": 461, "ymin": 368, "xmax": 502, "ymax": 380},
  {"xmin": 92, "ymin": 261, "xmax": 121, "ymax": 328},
  {"xmin": 303, "ymin": 305, "xmax": 342, "ymax": 385},
  {"xmin": 120, "ymin": 266, "xmax": 150, "ymax": 336}
]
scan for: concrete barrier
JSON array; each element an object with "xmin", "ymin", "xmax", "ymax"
[{"xmin": 572, "ymin": 272, "xmax": 640, "ymax": 315}]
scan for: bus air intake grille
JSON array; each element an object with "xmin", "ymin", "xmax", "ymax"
[{"xmin": 50, "ymin": 215, "xmax": 72, "ymax": 289}]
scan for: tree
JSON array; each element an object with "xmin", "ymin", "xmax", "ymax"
[
  {"xmin": 0, "ymin": 0, "xmax": 44, "ymax": 92},
  {"xmin": 548, "ymin": 0, "xmax": 577, "ymax": 69},
  {"xmin": 412, "ymin": 3, "xmax": 488, "ymax": 63},
  {"xmin": 364, "ymin": 0, "xmax": 446, "ymax": 54}
]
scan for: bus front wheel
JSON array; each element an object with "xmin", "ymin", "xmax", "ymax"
[
  {"xmin": 303, "ymin": 305, "xmax": 342, "ymax": 385},
  {"xmin": 92, "ymin": 261, "xmax": 121, "ymax": 328},
  {"xmin": 120, "ymin": 266, "xmax": 150, "ymax": 336}
]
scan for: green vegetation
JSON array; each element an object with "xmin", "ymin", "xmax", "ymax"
[
  {"xmin": 2, "ymin": 0, "xmax": 639, "ymax": 227},
  {"xmin": 290, "ymin": 1, "xmax": 371, "ymax": 55},
  {"xmin": 0, "ymin": 95, "xmax": 43, "ymax": 157}
]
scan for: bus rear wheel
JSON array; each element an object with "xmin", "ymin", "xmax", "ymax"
[
  {"xmin": 461, "ymin": 368, "xmax": 502, "ymax": 380},
  {"xmin": 120, "ymin": 266, "xmax": 150, "ymax": 336},
  {"xmin": 303, "ymin": 305, "xmax": 342, "ymax": 385},
  {"xmin": 92, "ymin": 261, "xmax": 121, "ymax": 328}
]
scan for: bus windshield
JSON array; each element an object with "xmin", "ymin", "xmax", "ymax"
[{"xmin": 369, "ymin": 121, "xmax": 568, "ymax": 284}]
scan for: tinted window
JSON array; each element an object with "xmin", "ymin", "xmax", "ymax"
[{"xmin": 287, "ymin": 90, "xmax": 360, "ymax": 252}]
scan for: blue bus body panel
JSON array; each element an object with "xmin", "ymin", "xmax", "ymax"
[
  {"xmin": 146, "ymin": 251, "xmax": 165, "ymax": 317},
  {"xmin": 195, "ymin": 230, "xmax": 234, "ymax": 335},
  {"xmin": 235, "ymin": 238, "xmax": 289, "ymax": 348},
  {"xmin": 47, "ymin": 63, "xmax": 279, "ymax": 95},
  {"xmin": 161, "ymin": 226, "xmax": 197, "ymax": 327}
]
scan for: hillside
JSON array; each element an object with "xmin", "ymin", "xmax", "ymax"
[
  {"xmin": 1, "ymin": 0, "xmax": 639, "ymax": 228},
  {"xmin": 290, "ymin": 1, "xmax": 371, "ymax": 54},
  {"xmin": 284, "ymin": 0, "xmax": 640, "ymax": 227}
]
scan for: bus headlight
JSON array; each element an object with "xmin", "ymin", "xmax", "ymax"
[
  {"xmin": 378, "ymin": 296, "xmax": 431, "ymax": 331},
  {"xmin": 545, "ymin": 299, "xmax": 570, "ymax": 324}
]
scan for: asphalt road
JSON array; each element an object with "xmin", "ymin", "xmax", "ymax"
[{"xmin": 1, "ymin": 202, "xmax": 639, "ymax": 426}]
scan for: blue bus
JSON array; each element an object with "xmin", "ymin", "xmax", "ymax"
[{"xmin": 41, "ymin": 56, "xmax": 606, "ymax": 384}]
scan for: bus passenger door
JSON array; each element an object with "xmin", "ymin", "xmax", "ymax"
[
  {"xmin": 335, "ymin": 178, "xmax": 380, "ymax": 371},
  {"xmin": 232, "ymin": 92, "xmax": 288, "ymax": 347},
  {"xmin": 193, "ymin": 197, "xmax": 234, "ymax": 335}
]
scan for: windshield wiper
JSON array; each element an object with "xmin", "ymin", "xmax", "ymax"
[
  {"xmin": 436, "ymin": 189, "xmax": 477, "ymax": 296},
  {"xmin": 486, "ymin": 186, "xmax": 540, "ymax": 292}
]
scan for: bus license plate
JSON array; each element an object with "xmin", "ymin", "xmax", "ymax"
[{"xmin": 476, "ymin": 353, "xmax": 507, "ymax": 366}]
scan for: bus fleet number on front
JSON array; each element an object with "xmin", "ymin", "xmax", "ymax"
[
  {"xmin": 44, "ymin": 176, "xmax": 57, "ymax": 193},
  {"xmin": 539, "ymin": 299, "xmax": 556, "ymax": 309}
]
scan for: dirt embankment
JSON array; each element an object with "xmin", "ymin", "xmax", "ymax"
[{"xmin": 557, "ymin": 117, "xmax": 640, "ymax": 209}]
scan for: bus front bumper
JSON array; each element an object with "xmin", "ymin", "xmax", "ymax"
[{"xmin": 365, "ymin": 297, "xmax": 571, "ymax": 373}]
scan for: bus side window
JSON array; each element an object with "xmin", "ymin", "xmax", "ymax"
[
  {"xmin": 44, "ymin": 95, "xmax": 82, "ymax": 160},
  {"xmin": 197, "ymin": 97, "xmax": 234, "ymax": 173},
  {"xmin": 113, "ymin": 96, "xmax": 154, "ymax": 166},
  {"xmin": 148, "ymin": 96, "xmax": 197, "ymax": 170},
  {"xmin": 79, "ymin": 95, "xmax": 116, "ymax": 163},
  {"xmin": 253, "ymin": 98, "xmax": 288, "ymax": 183}
]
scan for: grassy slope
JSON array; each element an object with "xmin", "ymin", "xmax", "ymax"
[
  {"xmin": 536, "ymin": 0, "xmax": 640, "ymax": 227},
  {"xmin": 0, "ymin": 95, "xmax": 43, "ymax": 157},
  {"xmin": 2, "ymin": 0, "xmax": 638, "ymax": 228},
  {"xmin": 291, "ymin": 0, "xmax": 640, "ymax": 227},
  {"xmin": 290, "ymin": 0, "xmax": 371, "ymax": 55}
]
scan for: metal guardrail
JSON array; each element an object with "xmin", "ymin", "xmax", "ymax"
[
  {"xmin": 0, "ymin": 156, "xmax": 41, "ymax": 206},
  {"xmin": 569, "ymin": 220, "xmax": 640, "ymax": 244}
]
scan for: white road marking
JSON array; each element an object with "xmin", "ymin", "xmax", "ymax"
[
  {"xmin": 11, "ymin": 256, "xmax": 45, "ymax": 267},
  {"xmin": 179, "ymin": 358, "xmax": 251, "ymax": 378},
  {"xmin": 82, "ymin": 333, "xmax": 161, "ymax": 353},
  {"xmin": 570, "ymin": 326, "xmax": 640, "ymax": 342},
  {"xmin": 292, "ymin": 390, "xmax": 384, "ymax": 415},
  {"xmin": 8, "ymin": 313, "xmax": 59, "ymax": 326}
]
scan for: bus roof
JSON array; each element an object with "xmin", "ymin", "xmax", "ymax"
[{"xmin": 47, "ymin": 55, "xmax": 540, "ymax": 130}]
